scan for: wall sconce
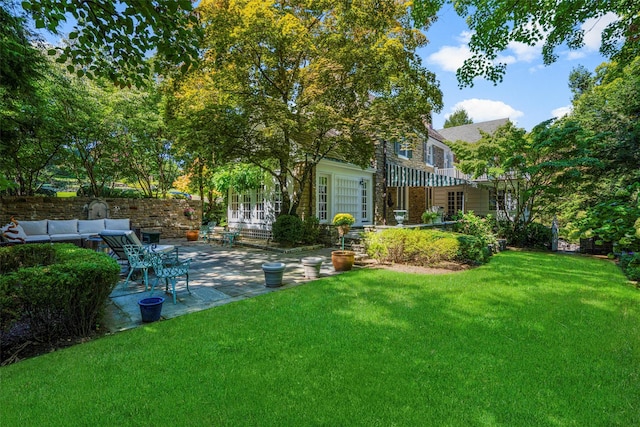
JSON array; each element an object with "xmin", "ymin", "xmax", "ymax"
[{"xmin": 359, "ymin": 178, "xmax": 365, "ymax": 187}]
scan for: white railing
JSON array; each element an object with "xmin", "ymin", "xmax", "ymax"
[{"xmin": 434, "ymin": 167, "xmax": 491, "ymax": 181}]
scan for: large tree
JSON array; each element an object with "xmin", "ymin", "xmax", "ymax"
[
  {"xmin": 412, "ymin": 0, "xmax": 640, "ymax": 86},
  {"xmin": 9, "ymin": 0, "xmax": 202, "ymax": 87},
  {"xmin": 175, "ymin": 0, "xmax": 442, "ymax": 216}
]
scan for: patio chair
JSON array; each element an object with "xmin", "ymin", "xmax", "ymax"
[
  {"xmin": 122, "ymin": 244, "xmax": 154, "ymax": 290},
  {"xmin": 222, "ymin": 223, "xmax": 243, "ymax": 247},
  {"xmin": 149, "ymin": 251, "xmax": 192, "ymax": 304},
  {"xmin": 199, "ymin": 222, "xmax": 216, "ymax": 243},
  {"xmin": 99, "ymin": 230, "xmax": 177, "ymax": 276}
]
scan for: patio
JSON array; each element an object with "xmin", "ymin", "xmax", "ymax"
[{"xmin": 103, "ymin": 239, "xmax": 341, "ymax": 332}]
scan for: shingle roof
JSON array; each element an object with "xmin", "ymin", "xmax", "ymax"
[{"xmin": 437, "ymin": 118, "xmax": 510, "ymax": 143}]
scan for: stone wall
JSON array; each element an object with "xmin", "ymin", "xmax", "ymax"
[{"xmin": 0, "ymin": 197, "xmax": 202, "ymax": 239}]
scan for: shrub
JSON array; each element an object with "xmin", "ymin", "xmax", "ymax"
[
  {"xmin": 301, "ymin": 216, "xmax": 320, "ymax": 244},
  {"xmin": 364, "ymin": 228, "xmax": 490, "ymax": 267},
  {"xmin": 452, "ymin": 211, "xmax": 498, "ymax": 249},
  {"xmin": 332, "ymin": 213, "xmax": 355, "ymax": 227},
  {"xmin": 0, "ymin": 244, "xmax": 120, "ymax": 344},
  {"xmin": 490, "ymin": 219, "xmax": 552, "ymax": 249},
  {"xmin": 619, "ymin": 252, "xmax": 640, "ymax": 281},
  {"xmin": 272, "ymin": 214, "xmax": 304, "ymax": 246}
]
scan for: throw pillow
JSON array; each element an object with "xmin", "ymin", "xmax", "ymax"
[{"xmin": 1, "ymin": 217, "xmax": 27, "ymax": 243}]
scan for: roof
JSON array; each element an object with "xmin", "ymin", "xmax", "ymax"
[{"xmin": 437, "ymin": 118, "xmax": 510, "ymax": 143}]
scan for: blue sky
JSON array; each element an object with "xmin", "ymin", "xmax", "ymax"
[{"xmin": 418, "ymin": 9, "xmax": 618, "ymax": 131}]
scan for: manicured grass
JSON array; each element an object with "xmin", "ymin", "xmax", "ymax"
[{"xmin": 1, "ymin": 251, "xmax": 639, "ymax": 425}]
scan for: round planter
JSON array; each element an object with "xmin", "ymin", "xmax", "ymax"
[
  {"xmin": 262, "ymin": 262, "xmax": 286, "ymax": 287},
  {"xmin": 186, "ymin": 230, "xmax": 199, "ymax": 241},
  {"xmin": 301, "ymin": 256, "xmax": 323, "ymax": 279},
  {"xmin": 138, "ymin": 297, "xmax": 165, "ymax": 322},
  {"xmin": 331, "ymin": 250, "xmax": 355, "ymax": 272}
]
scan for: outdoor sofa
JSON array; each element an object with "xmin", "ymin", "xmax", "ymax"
[{"xmin": 0, "ymin": 218, "xmax": 133, "ymax": 246}]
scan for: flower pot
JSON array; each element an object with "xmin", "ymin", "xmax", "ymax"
[
  {"xmin": 262, "ymin": 262, "xmax": 286, "ymax": 287},
  {"xmin": 138, "ymin": 297, "xmax": 165, "ymax": 322},
  {"xmin": 331, "ymin": 250, "xmax": 355, "ymax": 272},
  {"xmin": 301, "ymin": 256, "xmax": 323, "ymax": 279},
  {"xmin": 186, "ymin": 230, "xmax": 199, "ymax": 241}
]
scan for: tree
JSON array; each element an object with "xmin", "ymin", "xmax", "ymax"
[
  {"xmin": 10, "ymin": 0, "xmax": 202, "ymax": 87},
  {"xmin": 562, "ymin": 57, "xmax": 640, "ymax": 251},
  {"xmin": 177, "ymin": 0, "xmax": 443, "ymax": 216},
  {"xmin": 412, "ymin": 0, "xmax": 640, "ymax": 86},
  {"xmin": 443, "ymin": 108, "xmax": 473, "ymax": 128},
  {"xmin": 450, "ymin": 120, "xmax": 598, "ymax": 237}
]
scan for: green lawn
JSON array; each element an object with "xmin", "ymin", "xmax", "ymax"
[{"xmin": 1, "ymin": 251, "xmax": 638, "ymax": 426}]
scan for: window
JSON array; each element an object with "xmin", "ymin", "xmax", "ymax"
[
  {"xmin": 273, "ymin": 183, "xmax": 282, "ymax": 215},
  {"xmin": 490, "ymin": 189, "xmax": 516, "ymax": 211},
  {"xmin": 230, "ymin": 192, "xmax": 239, "ymax": 220},
  {"xmin": 360, "ymin": 180, "xmax": 368, "ymax": 222},
  {"xmin": 394, "ymin": 141, "xmax": 412, "ymax": 159},
  {"xmin": 256, "ymin": 186, "xmax": 265, "ymax": 220},
  {"xmin": 424, "ymin": 142, "xmax": 434, "ymax": 165},
  {"xmin": 336, "ymin": 177, "xmax": 359, "ymax": 216},
  {"xmin": 318, "ymin": 175, "xmax": 328, "ymax": 222},
  {"xmin": 447, "ymin": 191, "xmax": 464, "ymax": 216},
  {"xmin": 242, "ymin": 194, "xmax": 251, "ymax": 220}
]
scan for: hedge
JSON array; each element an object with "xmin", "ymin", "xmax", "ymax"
[
  {"xmin": 0, "ymin": 244, "xmax": 121, "ymax": 344},
  {"xmin": 365, "ymin": 228, "xmax": 491, "ymax": 267}
]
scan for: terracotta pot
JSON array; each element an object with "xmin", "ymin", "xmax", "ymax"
[
  {"xmin": 331, "ymin": 250, "xmax": 355, "ymax": 272},
  {"xmin": 186, "ymin": 230, "xmax": 199, "ymax": 241}
]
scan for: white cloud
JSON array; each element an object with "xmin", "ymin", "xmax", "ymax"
[
  {"xmin": 447, "ymin": 99, "xmax": 524, "ymax": 123},
  {"xmin": 551, "ymin": 105, "xmax": 572, "ymax": 119},
  {"xmin": 582, "ymin": 12, "xmax": 619, "ymax": 51},
  {"xmin": 506, "ymin": 41, "xmax": 541, "ymax": 62},
  {"xmin": 428, "ymin": 45, "xmax": 472, "ymax": 72}
]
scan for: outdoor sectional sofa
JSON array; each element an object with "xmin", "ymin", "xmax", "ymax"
[{"xmin": 2, "ymin": 218, "xmax": 132, "ymax": 245}]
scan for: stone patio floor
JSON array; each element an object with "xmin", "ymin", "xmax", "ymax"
[{"xmin": 103, "ymin": 239, "xmax": 342, "ymax": 332}]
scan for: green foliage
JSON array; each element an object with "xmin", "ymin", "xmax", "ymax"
[
  {"xmin": 490, "ymin": 219, "xmax": 552, "ymax": 249},
  {"xmin": 452, "ymin": 211, "xmax": 497, "ymax": 249},
  {"xmin": 17, "ymin": 0, "xmax": 202, "ymax": 88},
  {"xmin": 421, "ymin": 211, "xmax": 438, "ymax": 223},
  {"xmin": 332, "ymin": 213, "xmax": 355, "ymax": 227},
  {"xmin": 619, "ymin": 252, "xmax": 640, "ymax": 281},
  {"xmin": 443, "ymin": 107, "xmax": 473, "ymax": 128},
  {"xmin": 573, "ymin": 183, "xmax": 640, "ymax": 252},
  {"xmin": 365, "ymin": 228, "xmax": 491, "ymax": 266},
  {"xmin": 271, "ymin": 215, "xmax": 303, "ymax": 246},
  {"xmin": 0, "ymin": 244, "xmax": 120, "ymax": 344},
  {"xmin": 0, "ymin": 244, "xmax": 56, "ymax": 274},
  {"xmin": 301, "ymin": 216, "xmax": 320, "ymax": 245},
  {"xmin": 412, "ymin": 1, "xmax": 639, "ymax": 86}
]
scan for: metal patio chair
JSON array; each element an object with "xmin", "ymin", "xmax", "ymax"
[{"xmin": 149, "ymin": 251, "xmax": 192, "ymax": 304}]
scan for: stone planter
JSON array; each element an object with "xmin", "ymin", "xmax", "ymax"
[
  {"xmin": 262, "ymin": 262, "xmax": 286, "ymax": 287},
  {"xmin": 301, "ymin": 256, "xmax": 323, "ymax": 279},
  {"xmin": 331, "ymin": 250, "xmax": 355, "ymax": 272}
]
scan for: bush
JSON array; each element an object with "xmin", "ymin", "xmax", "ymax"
[
  {"xmin": 490, "ymin": 219, "xmax": 552, "ymax": 249},
  {"xmin": 364, "ymin": 228, "xmax": 491, "ymax": 267},
  {"xmin": 0, "ymin": 244, "xmax": 120, "ymax": 345},
  {"xmin": 272, "ymin": 214, "xmax": 304, "ymax": 246},
  {"xmin": 301, "ymin": 216, "xmax": 320, "ymax": 244},
  {"xmin": 619, "ymin": 252, "xmax": 640, "ymax": 281},
  {"xmin": 452, "ymin": 211, "xmax": 498, "ymax": 250}
]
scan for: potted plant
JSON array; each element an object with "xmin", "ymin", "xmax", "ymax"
[
  {"xmin": 421, "ymin": 211, "xmax": 438, "ymax": 224},
  {"xmin": 184, "ymin": 207, "xmax": 199, "ymax": 241},
  {"xmin": 331, "ymin": 213, "xmax": 356, "ymax": 271}
]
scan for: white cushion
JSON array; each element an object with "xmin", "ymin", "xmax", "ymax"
[
  {"xmin": 48, "ymin": 219, "xmax": 79, "ymax": 235},
  {"xmin": 78, "ymin": 219, "xmax": 106, "ymax": 234},
  {"xmin": 104, "ymin": 218, "xmax": 130, "ymax": 230},
  {"xmin": 1, "ymin": 223, "xmax": 28, "ymax": 243},
  {"xmin": 19, "ymin": 220, "xmax": 48, "ymax": 236}
]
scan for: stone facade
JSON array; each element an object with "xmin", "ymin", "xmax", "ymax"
[{"xmin": 0, "ymin": 197, "xmax": 202, "ymax": 239}]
